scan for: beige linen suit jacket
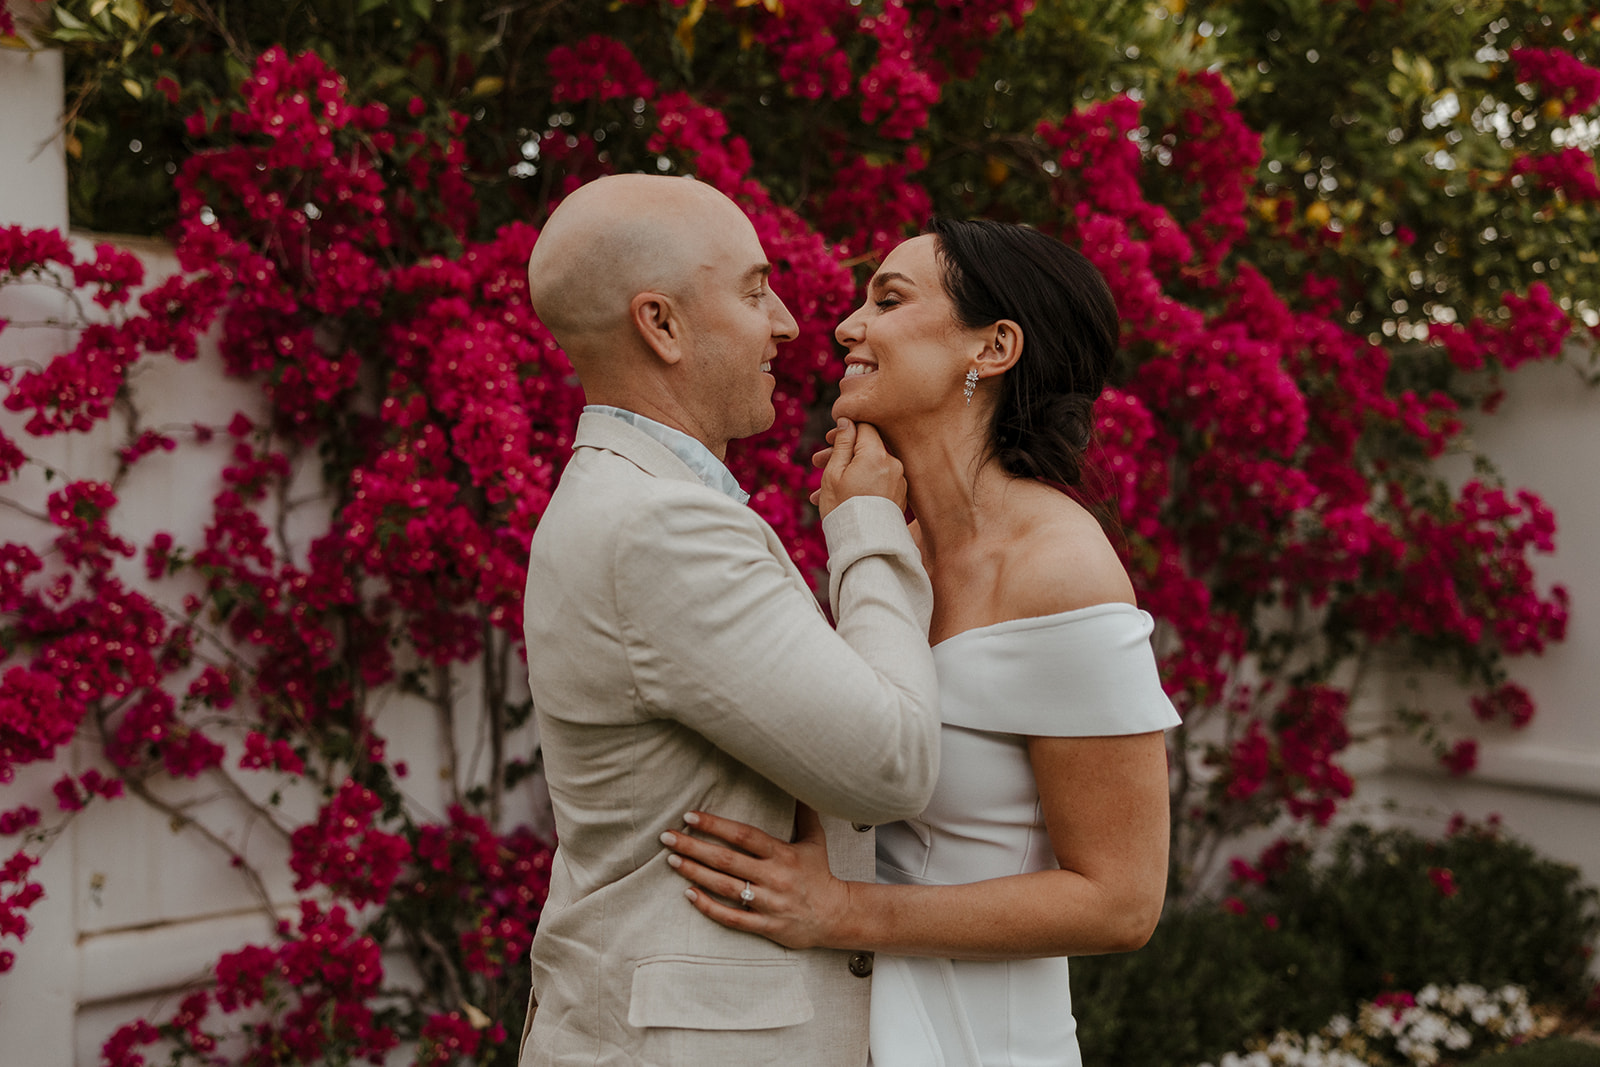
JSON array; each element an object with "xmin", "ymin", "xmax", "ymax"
[{"xmin": 518, "ymin": 413, "xmax": 941, "ymax": 1067}]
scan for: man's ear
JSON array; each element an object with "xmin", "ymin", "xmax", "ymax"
[
  {"xmin": 977, "ymin": 319, "xmax": 1023, "ymax": 374},
  {"xmin": 631, "ymin": 291, "xmax": 684, "ymax": 365}
]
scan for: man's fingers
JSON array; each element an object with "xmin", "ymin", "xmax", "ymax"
[
  {"xmin": 810, "ymin": 445, "xmax": 833, "ymax": 470},
  {"xmin": 851, "ymin": 421, "xmax": 886, "ymax": 455},
  {"xmin": 824, "ymin": 419, "xmax": 857, "ymax": 476}
]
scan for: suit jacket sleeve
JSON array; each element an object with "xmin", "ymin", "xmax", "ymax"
[{"xmin": 613, "ymin": 492, "xmax": 940, "ymax": 825}]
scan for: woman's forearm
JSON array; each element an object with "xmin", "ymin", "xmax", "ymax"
[
  {"xmin": 666, "ymin": 731, "xmax": 1171, "ymax": 958},
  {"xmin": 833, "ymin": 866, "xmax": 1163, "ymax": 960}
]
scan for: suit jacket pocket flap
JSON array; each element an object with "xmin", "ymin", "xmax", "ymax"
[{"xmin": 627, "ymin": 956, "xmax": 815, "ymax": 1031}]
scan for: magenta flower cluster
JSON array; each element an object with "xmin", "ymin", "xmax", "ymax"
[{"xmin": 1510, "ymin": 46, "xmax": 1600, "ymax": 116}]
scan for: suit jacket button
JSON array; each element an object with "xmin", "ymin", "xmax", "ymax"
[
  {"xmin": 848, "ymin": 951, "xmax": 873, "ymax": 978},
  {"xmin": 851, "ymin": 822, "xmax": 872, "ymax": 832}
]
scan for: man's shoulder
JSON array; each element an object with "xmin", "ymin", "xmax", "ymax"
[
  {"xmin": 556, "ymin": 444, "xmax": 751, "ymax": 519},
  {"xmin": 536, "ymin": 449, "xmax": 765, "ymax": 572}
]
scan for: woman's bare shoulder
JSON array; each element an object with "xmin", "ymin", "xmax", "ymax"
[{"xmin": 997, "ymin": 489, "xmax": 1135, "ymax": 617}]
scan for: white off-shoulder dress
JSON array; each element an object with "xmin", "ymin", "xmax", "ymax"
[{"xmin": 868, "ymin": 603, "xmax": 1181, "ymax": 1067}]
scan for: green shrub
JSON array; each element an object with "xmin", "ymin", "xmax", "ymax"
[
  {"xmin": 1072, "ymin": 906, "xmax": 1344, "ymax": 1067},
  {"xmin": 1257, "ymin": 821, "xmax": 1600, "ymax": 1007},
  {"xmin": 1072, "ymin": 820, "xmax": 1600, "ymax": 1067},
  {"xmin": 1463, "ymin": 1039, "xmax": 1600, "ymax": 1066}
]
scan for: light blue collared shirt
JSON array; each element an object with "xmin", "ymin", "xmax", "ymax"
[{"xmin": 584, "ymin": 405, "xmax": 750, "ymax": 506}]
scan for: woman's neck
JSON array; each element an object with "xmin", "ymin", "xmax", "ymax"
[{"xmin": 884, "ymin": 412, "xmax": 1014, "ymax": 562}]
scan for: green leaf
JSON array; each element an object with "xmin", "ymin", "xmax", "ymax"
[
  {"xmin": 409, "ymin": 0, "xmax": 432, "ymax": 22},
  {"xmin": 51, "ymin": 6, "xmax": 88, "ymax": 31},
  {"xmin": 366, "ymin": 63, "xmax": 411, "ymax": 88},
  {"xmin": 111, "ymin": 0, "xmax": 144, "ymax": 30},
  {"xmin": 45, "ymin": 26, "xmax": 99, "ymax": 43},
  {"xmin": 1446, "ymin": 58, "xmax": 1490, "ymax": 83},
  {"xmin": 1408, "ymin": 53, "xmax": 1437, "ymax": 93},
  {"xmin": 358, "ymin": 0, "xmax": 388, "ymax": 14}
]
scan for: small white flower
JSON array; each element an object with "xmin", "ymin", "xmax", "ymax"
[
  {"xmin": 1194, "ymin": 982, "xmax": 1539, "ymax": 1067},
  {"xmin": 1396, "ymin": 1036, "xmax": 1441, "ymax": 1065},
  {"xmin": 1409, "ymin": 1011, "xmax": 1450, "ymax": 1045}
]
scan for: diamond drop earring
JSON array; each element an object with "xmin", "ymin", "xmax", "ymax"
[{"xmin": 962, "ymin": 368, "xmax": 979, "ymax": 405}]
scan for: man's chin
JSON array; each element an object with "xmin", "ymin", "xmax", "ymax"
[{"xmin": 731, "ymin": 408, "xmax": 777, "ymax": 442}]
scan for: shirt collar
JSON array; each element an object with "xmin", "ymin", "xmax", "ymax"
[{"xmin": 584, "ymin": 405, "xmax": 750, "ymax": 505}]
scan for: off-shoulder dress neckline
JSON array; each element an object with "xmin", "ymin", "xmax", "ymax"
[{"xmin": 930, "ymin": 601, "xmax": 1143, "ymax": 650}]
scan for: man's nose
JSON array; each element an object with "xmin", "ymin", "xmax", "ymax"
[{"xmin": 771, "ymin": 292, "xmax": 799, "ymax": 341}]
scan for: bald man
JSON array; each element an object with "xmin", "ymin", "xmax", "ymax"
[{"xmin": 517, "ymin": 174, "xmax": 941, "ymax": 1065}]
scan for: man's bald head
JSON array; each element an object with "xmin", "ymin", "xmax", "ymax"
[
  {"xmin": 525, "ymin": 173, "xmax": 797, "ymax": 455},
  {"xmin": 526, "ymin": 174, "xmax": 745, "ymax": 346}
]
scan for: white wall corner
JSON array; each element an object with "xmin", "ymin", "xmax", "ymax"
[{"xmin": 0, "ymin": 3, "xmax": 66, "ymax": 233}]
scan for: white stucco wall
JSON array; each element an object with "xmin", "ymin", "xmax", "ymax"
[
  {"xmin": 1, "ymin": 19, "xmax": 83, "ymax": 1064},
  {"xmin": 1359, "ymin": 352, "xmax": 1600, "ymax": 894}
]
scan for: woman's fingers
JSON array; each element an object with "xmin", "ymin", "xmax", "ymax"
[
  {"xmin": 667, "ymin": 850, "xmax": 757, "ymax": 906},
  {"xmin": 682, "ymin": 810, "xmax": 782, "ymax": 858},
  {"xmin": 682, "ymin": 883, "xmax": 768, "ymax": 934},
  {"xmin": 663, "ymin": 810, "xmax": 845, "ymax": 950},
  {"xmin": 660, "ymin": 829, "xmax": 759, "ymax": 884}
]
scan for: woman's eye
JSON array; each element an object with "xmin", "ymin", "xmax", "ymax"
[{"xmin": 875, "ymin": 297, "xmax": 899, "ymax": 310}]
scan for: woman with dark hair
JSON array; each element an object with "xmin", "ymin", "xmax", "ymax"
[{"xmin": 662, "ymin": 219, "xmax": 1178, "ymax": 1066}]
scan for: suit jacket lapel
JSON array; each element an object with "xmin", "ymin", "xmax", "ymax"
[
  {"xmin": 572, "ymin": 411, "xmax": 707, "ymax": 488},
  {"xmin": 572, "ymin": 412, "xmax": 823, "ymax": 614}
]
